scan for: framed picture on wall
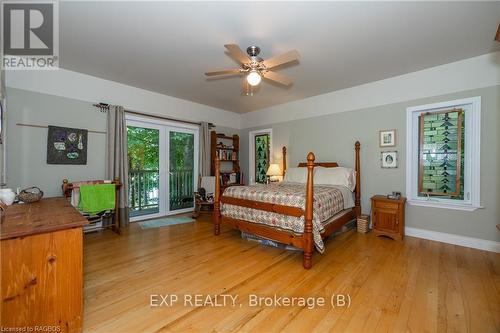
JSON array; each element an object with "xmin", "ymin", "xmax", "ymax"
[
  {"xmin": 379, "ymin": 129, "xmax": 396, "ymax": 147},
  {"xmin": 47, "ymin": 125, "xmax": 88, "ymax": 165},
  {"xmin": 381, "ymin": 151, "xmax": 398, "ymax": 168}
]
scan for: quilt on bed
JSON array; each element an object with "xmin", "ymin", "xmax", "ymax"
[{"xmin": 221, "ymin": 183, "xmax": 346, "ymax": 253}]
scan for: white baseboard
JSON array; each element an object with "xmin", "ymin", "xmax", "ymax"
[{"xmin": 405, "ymin": 227, "xmax": 500, "ymax": 253}]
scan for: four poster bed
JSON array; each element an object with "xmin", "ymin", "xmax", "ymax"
[{"xmin": 213, "ymin": 141, "xmax": 361, "ymax": 269}]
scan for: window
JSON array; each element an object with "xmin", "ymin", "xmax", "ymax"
[
  {"xmin": 249, "ymin": 129, "xmax": 273, "ymax": 184},
  {"xmin": 406, "ymin": 97, "xmax": 481, "ymax": 211}
]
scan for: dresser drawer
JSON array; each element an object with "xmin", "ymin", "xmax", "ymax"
[{"xmin": 374, "ymin": 201, "xmax": 399, "ymax": 210}]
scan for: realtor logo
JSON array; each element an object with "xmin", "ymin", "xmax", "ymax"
[{"xmin": 1, "ymin": 1, "xmax": 59, "ymax": 69}]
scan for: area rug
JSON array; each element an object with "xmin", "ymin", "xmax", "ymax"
[{"xmin": 138, "ymin": 216, "xmax": 195, "ymax": 229}]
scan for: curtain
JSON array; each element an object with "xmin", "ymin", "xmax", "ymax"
[
  {"xmin": 106, "ymin": 105, "xmax": 130, "ymax": 228},
  {"xmin": 199, "ymin": 122, "xmax": 211, "ymax": 177}
]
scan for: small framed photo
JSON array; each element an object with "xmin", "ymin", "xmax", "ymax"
[
  {"xmin": 381, "ymin": 151, "xmax": 398, "ymax": 168},
  {"xmin": 379, "ymin": 129, "xmax": 396, "ymax": 147}
]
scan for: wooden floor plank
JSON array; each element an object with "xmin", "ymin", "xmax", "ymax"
[{"xmin": 83, "ymin": 216, "xmax": 500, "ymax": 332}]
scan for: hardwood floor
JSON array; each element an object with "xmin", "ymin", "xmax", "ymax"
[{"xmin": 83, "ymin": 215, "xmax": 500, "ymax": 333}]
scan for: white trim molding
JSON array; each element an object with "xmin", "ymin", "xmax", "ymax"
[
  {"xmin": 241, "ymin": 52, "xmax": 500, "ymax": 128},
  {"xmin": 406, "ymin": 96, "xmax": 481, "ymax": 211},
  {"xmin": 248, "ymin": 128, "xmax": 273, "ymax": 185},
  {"xmin": 406, "ymin": 227, "xmax": 500, "ymax": 253},
  {"xmin": 6, "ymin": 53, "xmax": 499, "ymax": 130},
  {"xmin": 5, "ymin": 68, "xmax": 241, "ymax": 129}
]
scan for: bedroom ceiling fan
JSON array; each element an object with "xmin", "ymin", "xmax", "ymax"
[{"xmin": 205, "ymin": 44, "xmax": 300, "ymax": 95}]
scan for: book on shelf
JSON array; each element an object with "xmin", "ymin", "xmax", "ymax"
[
  {"xmin": 215, "ymin": 149, "xmax": 238, "ymax": 161},
  {"xmin": 219, "ymin": 172, "xmax": 242, "ymax": 186}
]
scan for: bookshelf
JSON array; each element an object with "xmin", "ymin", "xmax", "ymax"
[{"xmin": 210, "ymin": 131, "xmax": 243, "ymax": 190}]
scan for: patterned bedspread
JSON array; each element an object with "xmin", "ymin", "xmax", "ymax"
[{"xmin": 221, "ymin": 182, "xmax": 346, "ymax": 253}]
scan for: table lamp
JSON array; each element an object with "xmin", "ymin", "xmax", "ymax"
[{"xmin": 266, "ymin": 163, "xmax": 282, "ymax": 182}]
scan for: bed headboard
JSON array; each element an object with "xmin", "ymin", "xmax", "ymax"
[
  {"xmin": 297, "ymin": 162, "xmax": 338, "ymax": 168},
  {"xmin": 290, "ymin": 141, "xmax": 361, "ymax": 216}
]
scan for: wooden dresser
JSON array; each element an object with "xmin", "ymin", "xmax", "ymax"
[
  {"xmin": 371, "ymin": 195, "xmax": 406, "ymax": 241},
  {"xmin": 0, "ymin": 198, "xmax": 88, "ymax": 332}
]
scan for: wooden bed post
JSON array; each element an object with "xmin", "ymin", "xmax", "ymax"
[
  {"xmin": 282, "ymin": 146, "xmax": 287, "ymax": 176},
  {"xmin": 303, "ymin": 152, "xmax": 315, "ymax": 269},
  {"xmin": 213, "ymin": 156, "xmax": 221, "ymax": 235},
  {"xmin": 354, "ymin": 141, "xmax": 361, "ymax": 217}
]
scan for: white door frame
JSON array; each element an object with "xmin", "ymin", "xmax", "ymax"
[
  {"xmin": 248, "ymin": 128, "xmax": 273, "ymax": 185},
  {"xmin": 126, "ymin": 115, "xmax": 199, "ymax": 221},
  {"xmin": 167, "ymin": 125, "xmax": 199, "ymax": 215},
  {"xmin": 126, "ymin": 117, "xmax": 165, "ymax": 222}
]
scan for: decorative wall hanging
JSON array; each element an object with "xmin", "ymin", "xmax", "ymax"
[
  {"xmin": 418, "ymin": 109, "xmax": 463, "ymax": 197},
  {"xmin": 381, "ymin": 151, "xmax": 398, "ymax": 168},
  {"xmin": 47, "ymin": 125, "xmax": 88, "ymax": 165},
  {"xmin": 254, "ymin": 133, "xmax": 270, "ymax": 184},
  {"xmin": 379, "ymin": 129, "xmax": 396, "ymax": 147}
]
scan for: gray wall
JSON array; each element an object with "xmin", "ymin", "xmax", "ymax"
[
  {"xmin": 6, "ymin": 88, "xmax": 107, "ymax": 197},
  {"xmin": 240, "ymin": 85, "xmax": 499, "ymax": 242},
  {"xmin": 5, "ymin": 88, "xmax": 239, "ymax": 197}
]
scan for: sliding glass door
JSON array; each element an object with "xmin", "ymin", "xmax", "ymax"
[
  {"xmin": 127, "ymin": 116, "xmax": 198, "ymax": 220},
  {"xmin": 169, "ymin": 129, "xmax": 195, "ymax": 212},
  {"xmin": 127, "ymin": 124, "xmax": 161, "ymax": 217}
]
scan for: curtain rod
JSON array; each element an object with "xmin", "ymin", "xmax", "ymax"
[
  {"xmin": 93, "ymin": 103, "xmax": 215, "ymax": 128},
  {"xmin": 16, "ymin": 123, "xmax": 106, "ymax": 134}
]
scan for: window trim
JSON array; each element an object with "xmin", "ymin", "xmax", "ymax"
[
  {"xmin": 405, "ymin": 97, "xmax": 481, "ymax": 211},
  {"xmin": 248, "ymin": 128, "xmax": 273, "ymax": 185}
]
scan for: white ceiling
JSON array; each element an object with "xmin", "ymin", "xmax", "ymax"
[{"xmin": 60, "ymin": 1, "xmax": 500, "ymax": 114}]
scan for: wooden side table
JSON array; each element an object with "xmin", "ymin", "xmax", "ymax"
[{"xmin": 371, "ymin": 195, "xmax": 406, "ymax": 241}]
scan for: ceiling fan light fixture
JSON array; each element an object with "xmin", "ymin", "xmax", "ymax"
[
  {"xmin": 246, "ymin": 70, "xmax": 262, "ymax": 86},
  {"xmin": 205, "ymin": 44, "xmax": 299, "ymax": 94}
]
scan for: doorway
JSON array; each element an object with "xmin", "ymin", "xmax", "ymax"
[
  {"xmin": 126, "ymin": 115, "xmax": 199, "ymax": 221},
  {"xmin": 248, "ymin": 128, "xmax": 273, "ymax": 184}
]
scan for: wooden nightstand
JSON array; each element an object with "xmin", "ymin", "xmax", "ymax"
[{"xmin": 371, "ymin": 195, "xmax": 406, "ymax": 241}]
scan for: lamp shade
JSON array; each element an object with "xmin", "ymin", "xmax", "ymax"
[{"xmin": 266, "ymin": 163, "xmax": 282, "ymax": 176}]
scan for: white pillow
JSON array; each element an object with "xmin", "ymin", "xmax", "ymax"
[
  {"xmin": 283, "ymin": 167, "xmax": 308, "ymax": 183},
  {"xmin": 314, "ymin": 167, "xmax": 356, "ymax": 191}
]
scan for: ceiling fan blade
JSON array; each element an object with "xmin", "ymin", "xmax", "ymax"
[
  {"xmin": 263, "ymin": 50, "xmax": 300, "ymax": 69},
  {"xmin": 495, "ymin": 23, "xmax": 500, "ymax": 42},
  {"xmin": 205, "ymin": 69, "xmax": 242, "ymax": 76},
  {"xmin": 224, "ymin": 44, "xmax": 251, "ymax": 65},
  {"xmin": 263, "ymin": 71, "xmax": 293, "ymax": 86}
]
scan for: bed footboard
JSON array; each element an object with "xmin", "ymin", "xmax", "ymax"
[{"xmin": 213, "ymin": 151, "xmax": 316, "ymax": 269}]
